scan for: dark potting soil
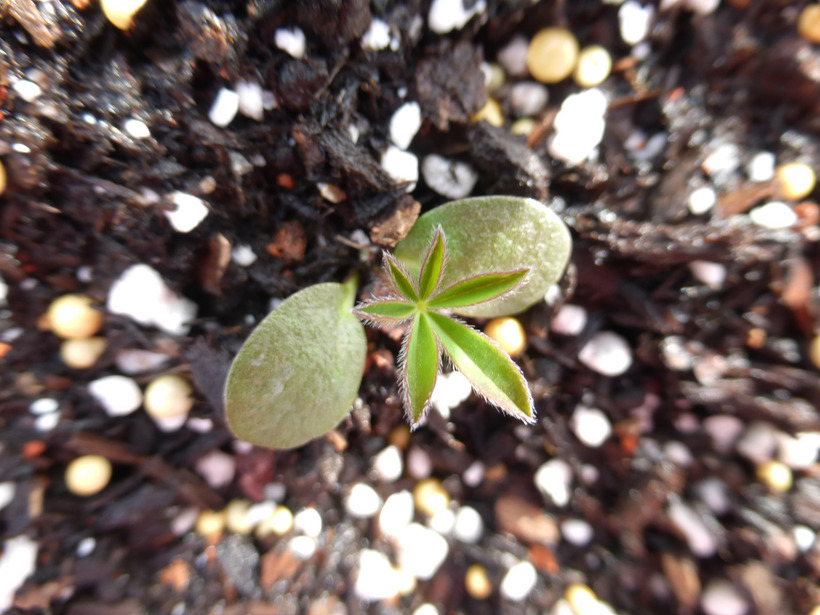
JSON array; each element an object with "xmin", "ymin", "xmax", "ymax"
[{"xmin": 1, "ymin": 1, "xmax": 820, "ymax": 614}]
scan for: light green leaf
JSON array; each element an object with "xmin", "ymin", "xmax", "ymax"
[
  {"xmin": 394, "ymin": 196, "xmax": 572, "ymax": 317},
  {"xmin": 400, "ymin": 312, "xmax": 439, "ymax": 426},
  {"xmin": 427, "ymin": 311, "xmax": 534, "ymax": 423},
  {"xmin": 384, "ymin": 253, "xmax": 418, "ymax": 301},
  {"xmin": 418, "ymin": 226, "xmax": 446, "ymax": 301},
  {"xmin": 354, "ymin": 299, "xmax": 415, "ymax": 323},
  {"xmin": 428, "ymin": 269, "xmax": 529, "ymax": 310},
  {"xmin": 225, "ymin": 281, "xmax": 367, "ymax": 449}
]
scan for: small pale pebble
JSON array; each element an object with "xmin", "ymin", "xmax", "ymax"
[
  {"xmin": 245, "ymin": 501, "xmax": 276, "ymax": 527},
  {"xmin": 407, "ymin": 446, "xmax": 433, "ymax": 479},
  {"xmin": 256, "ymin": 505, "xmax": 293, "ymax": 537},
  {"xmin": 663, "ymin": 441, "xmax": 693, "ymax": 467},
  {"xmin": 565, "ymin": 584, "xmax": 600, "ymax": 614},
  {"xmin": 500, "ymin": 560, "xmax": 537, "ymax": 602},
  {"xmin": 355, "ymin": 549, "xmax": 400, "ymax": 602},
  {"xmin": 124, "ymin": 118, "xmax": 150, "ymax": 139},
  {"xmin": 88, "ymin": 375, "xmax": 143, "ymax": 417},
  {"xmin": 428, "ymin": 508, "xmax": 456, "ymax": 535},
  {"xmin": 372, "ymin": 445, "xmax": 403, "ymax": 482},
  {"xmin": 668, "ymin": 499, "xmax": 717, "ymax": 557},
  {"xmin": 685, "ymin": 0, "xmax": 721, "ymax": 15},
  {"xmin": 421, "ymin": 154, "xmax": 479, "ymax": 200},
  {"xmin": 428, "ymin": 0, "xmax": 486, "ymax": 34},
  {"xmin": 694, "ymin": 478, "xmax": 731, "ymax": 515},
  {"xmin": 661, "ymin": 335, "xmax": 695, "ymax": 372},
  {"xmin": 430, "ymin": 371, "xmax": 473, "ymax": 416},
  {"xmin": 463, "ymin": 461, "xmax": 485, "ymax": 487},
  {"xmin": 347, "ymin": 123, "xmax": 360, "ymax": 144},
  {"xmin": 389, "ymin": 102, "xmax": 422, "ymax": 149},
  {"xmin": 195, "ymin": 450, "xmax": 235, "ymax": 489},
  {"xmin": 483, "ymin": 62, "xmax": 505, "ymax": 91},
  {"xmin": 12, "ymin": 79, "xmax": 42, "ymax": 102},
  {"xmin": 735, "ymin": 422, "xmax": 777, "ymax": 464},
  {"xmin": 224, "ymin": 499, "xmax": 254, "ymax": 534},
  {"xmin": 414, "ymin": 478, "xmax": 449, "ymax": 517},
  {"xmin": 107, "ymin": 264, "xmax": 197, "ymax": 335},
  {"xmin": 396, "ymin": 523, "xmax": 449, "ymax": 580},
  {"xmin": 756, "ymin": 460, "xmax": 792, "ymax": 493},
  {"xmin": 777, "ymin": 431, "xmax": 820, "ymax": 469},
  {"xmin": 293, "ymin": 507, "xmax": 323, "ymax": 537},
  {"xmin": 379, "ymin": 490, "xmax": 415, "ymax": 537},
  {"xmin": 689, "ymin": 261, "xmax": 726, "ymax": 289},
  {"xmin": 288, "ymin": 536, "xmax": 317, "ymax": 560},
  {"xmin": 693, "ymin": 353, "xmax": 728, "ymax": 386},
  {"xmin": 0, "ymin": 535, "xmax": 38, "ymax": 612},
  {"xmin": 453, "ymin": 506, "xmax": 483, "ymax": 543},
  {"xmin": 275, "ymin": 27, "xmax": 306, "ymax": 58},
  {"xmin": 114, "ymin": 349, "xmax": 170, "ymax": 374},
  {"xmin": 262, "ymin": 90, "xmax": 278, "ymax": 110},
  {"xmin": 361, "ymin": 18, "xmax": 391, "ymax": 51},
  {"xmin": 749, "ymin": 201, "xmax": 798, "ymax": 229},
  {"xmin": 231, "ymin": 244, "xmax": 257, "ymax": 267},
  {"xmin": 35, "ymin": 412, "xmax": 60, "ymax": 432},
  {"xmin": 471, "ymin": 98, "xmax": 504, "ymax": 127},
  {"xmin": 166, "ymin": 192, "xmax": 209, "ymax": 233},
  {"xmin": 0, "ymin": 483, "xmax": 15, "ymax": 511},
  {"xmin": 549, "ymin": 89, "xmax": 608, "ymax": 165},
  {"xmin": 570, "ymin": 405, "xmax": 612, "ymax": 448},
  {"xmin": 551, "ymin": 599, "xmax": 577, "ymax": 615},
  {"xmin": 509, "ymin": 82, "xmax": 549, "ymax": 116},
  {"xmin": 534, "ymin": 458, "xmax": 573, "ymax": 507},
  {"xmin": 170, "ymin": 507, "xmax": 199, "ymax": 535},
  {"xmin": 76, "ymin": 537, "xmax": 96, "ymax": 557},
  {"xmin": 30, "ymin": 398, "xmax": 58, "ymax": 415},
  {"xmin": 573, "ymin": 45, "xmax": 613, "ymax": 88},
  {"xmin": 578, "ymin": 331, "xmax": 632, "ymax": 376},
  {"xmin": 688, "ymin": 186, "xmax": 717, "ymax": 214},
  {"xmin": 702, "ymin": 143, "xmax": 741, "ymax": 182},
  {"xmin": 236, "ymin": 81, "xmax": 264, "ymax": 121},
  {"xmin": 550, "ymin": 304, "xmax": 587, "ymax": 336},
  {"xmin": 793, "ymin": 525, "xmax": 816, "ymax": 553},
  {"xmin": 561, "ymin": 518, "xmax": 594, "ymax": 546},
  {"xmin": 511, "ymin": 117, "xmax": 536, "ymax": 136},
  {"xmin": 497, "ymin": 35, "xmax": 529, "ymax": 77},
  {"xmin": 703, "ymin": 415, "xmax": 744, "ymax": 454},
  {"xmin": 701, "ymin": 580, "xmax": 748, "ymax": 615},
  {"xmin": 619, "ymin": 1, "xmax": 654, "ymax": 45},
  {"xmin": 381, "ymin": 145, "xmax": 418, "ymax": 191},
  {"xmin": 345, "ymin": 483, "xmax": 382, "ymax": 519},
  {"xmin": 208, "ymin": 88, "xmax": 239, "ymax": 127},
  {"xmin": 264, "ymin": 482, "xmax": 286, "ymax": 502},
  {"xmin": 747, "ymin": 152, "xmax": 775, "ymax": 182},
  {"xmin": 317, "ymin": 182, "xmax": 346, "ymax": 203},
  {"xmin": 413, "ymin": 604, "xmax": 438, "ymax": 615}
]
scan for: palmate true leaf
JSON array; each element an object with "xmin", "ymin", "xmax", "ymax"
[
  {"xmin": 394, "ymin": 196, "xmax": 572, "ymax": 317},
  {"xmin": 426, "ymin": 311, "xmax": 534, "ymax": 423},
  {"xmin": 225, "ymin": 280, "xmax": 366, "ymax": 449},
  {"xmin": 428, "ymin": 269, "xmax": 529, "ymax": 310},
  {"xmin": 400, "ymin": 312, "xmax": 439, "ymax": 425}
]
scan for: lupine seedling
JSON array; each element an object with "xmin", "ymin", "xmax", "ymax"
[
  {"xmin": 354, "ymin": 227, "xmax": 534, "ymax": 426},
  {"xmin": 225, "ymin": 196, "xmax": 571, "ymax": 449}
]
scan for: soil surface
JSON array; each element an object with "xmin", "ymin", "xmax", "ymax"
[{"xmin": 1, "ymin": 1, "xmax": 820, "ymax": 614}]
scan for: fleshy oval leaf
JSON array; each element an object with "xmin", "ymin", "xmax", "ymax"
[
  {"xmin": 225, "ymin": 281, "xmax": 366, "ymax": 449},
  {"xmin": 394, "ymin": 196, "xmax": 572, "ymax": 317}
]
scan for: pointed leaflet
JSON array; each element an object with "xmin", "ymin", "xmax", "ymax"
[
  {"xmin": 426, "ymin": 311, "xmax": 534, "ymax": 423},
  {"xmin": 400, "ymin": 312, "xmax": 439, "ymax": 425},
  {"xmin": 428, "ymin": 269, "xmax": 529, "ymax": 310},
  {"xmin": 384, "ymin": 252, "xmax": 418, "ymax": 301},
  {"xmin": 353, "ymin": 299, "xmax": 415, "ymax": 324},
  {"xmin": 417, "ymin": 226, "xmax": 446, "ymax": 300}
]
